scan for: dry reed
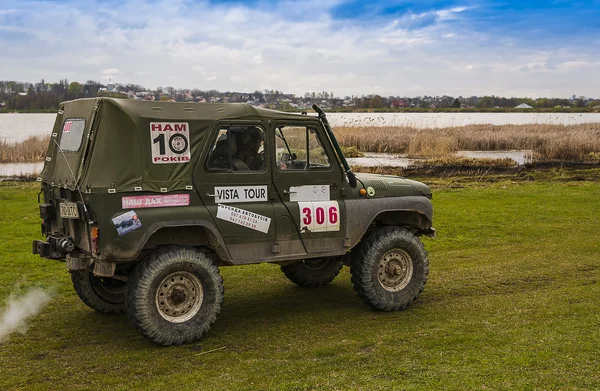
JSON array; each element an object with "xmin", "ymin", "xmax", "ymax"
[
  {"xmin": 335, "ymin": 123, "xmax": 600, "ymax": 161},
  {"xmin": 0, "ymin": 136, "xmax": 50, "ymax": 163},
  {"xmin": 2, "ymin": 123, "xmax": 600, "ymax": 163}
]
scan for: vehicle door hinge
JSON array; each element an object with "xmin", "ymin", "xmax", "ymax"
[{"xmin": 272, "ymin": 244, "xmax": 281, "ymax": 254}]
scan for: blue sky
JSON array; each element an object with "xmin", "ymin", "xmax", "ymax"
[{"xmin": 0, "ymin": 0, "xmax": 599, "ymax": 97}]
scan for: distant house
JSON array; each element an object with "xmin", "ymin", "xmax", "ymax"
[
  {"xmin": 515, "ymin": 103, "xmax": 533, "ymax": 109},
  {"xmin": 390, "ymin": 99, "xmax": 409, "ymax": 108}
]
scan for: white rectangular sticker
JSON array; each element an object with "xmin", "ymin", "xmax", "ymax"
[
  {"xmin": 216, "ymin": 204, "xmax": 271, "ymax": 233},
  {"xmin": 289, "ymin": 185, "xmax": 330, "ymax": 202},
  {"xmin": 150, "ymin": 122, "xmax": 191, "ymax": 164},
  {"xmin": 299, "ymin": 201, "xmax": 340, "ymax": 233},
  {"xmin": 214, "ymin": 186, "xmax": 268, "ymax": 203}
]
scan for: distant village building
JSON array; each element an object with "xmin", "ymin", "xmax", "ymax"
[
  {"xmin": 514, "ymin": 103, "xmax": 533, "ymax": 109},
  {"xmin": 390, "ymin": 99, "xmax": 409, "ymax": 108}
]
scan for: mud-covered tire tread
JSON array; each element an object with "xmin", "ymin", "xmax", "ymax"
[
  {"xmin": 126, "ymin": 246, "xmax": 224, "ymax": 346},
  {"xmin": 351, "ymin": 227, "xmax": 429, "ymax": 311},
  {"xmin": 281, "ymin": 258, "xmax": 344, "ymax": 288},
  {"xmin": 71, "ymin": 271, "xmax": 126, "ymax": 314}
]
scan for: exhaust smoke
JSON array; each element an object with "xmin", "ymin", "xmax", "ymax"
[{"xmin": 0, "ymin": 287, "xmax": 54, "ymax": 343}]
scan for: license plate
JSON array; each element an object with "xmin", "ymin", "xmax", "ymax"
[{"xmin": 59, "ymin": 202, "xmax": 80, "ymax": 219}]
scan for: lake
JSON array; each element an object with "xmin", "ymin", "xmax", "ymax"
[
  {"xmin": 2, "ymin": 112, "xmax": 600, "ymax": 143},
  {"xmin": 1, "ymin": 111, "xmax": 599, "ymax": 176}
]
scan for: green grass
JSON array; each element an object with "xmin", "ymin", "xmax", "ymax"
[{"xmin": 1, "ymin": 180, "xmax": 599, "ymax": 390}]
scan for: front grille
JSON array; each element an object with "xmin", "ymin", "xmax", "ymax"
[{"xmin": 371, "ymin": 180, "xmax": 387, "ymax": 193}]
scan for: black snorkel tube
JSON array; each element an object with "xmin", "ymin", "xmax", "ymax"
[{"xmin": 313, "ymin": 104, "xmax": 357, "ymax": 188}]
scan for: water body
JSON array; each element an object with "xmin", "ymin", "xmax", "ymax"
[
  {"xmin": 2, "ymin": 112, "xmax": 600, "ymax": 142},
  {"xmin": 0, "ymin": 162, "xmax": 44, "ymax": 177},
  {"xmin": 325, "ymin": 112, "xmax": 600, "ymax": 128},
  {"xmin": 0, "ymin": 113, "xmax": 56, "ymax": 143}
]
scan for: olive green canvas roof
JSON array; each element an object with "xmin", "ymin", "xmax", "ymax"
[{"xmin": 41, "ymin": 98, "xmax": 314, "ymax": 193}]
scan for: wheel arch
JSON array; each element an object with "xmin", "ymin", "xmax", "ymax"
[
  {"xmin": 137, "ymin": 220, "xmax": 232, "ymax": 265},
  {"xmin": 345, "ymin": 197, "xmax": 434, "ymax": 250}
]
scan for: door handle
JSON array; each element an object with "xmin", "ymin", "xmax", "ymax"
[
  {"xmin": 283, "ymin": 190, "xmax": 297, "ymax": 194},
  {"xmin": 206, "ymin": 193, "xmax": 217, "ymax": 198}
]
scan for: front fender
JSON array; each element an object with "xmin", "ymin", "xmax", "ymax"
[{"xmin": 345, "ymin": 196, "xmax": 433, "ymax": 247}]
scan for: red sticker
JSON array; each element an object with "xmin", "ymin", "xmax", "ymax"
[
  {"xmin": 121, "ymin": 194, "xmax": 190, "ymax": 209},
  {"xmin": 63, "ymin": 121, "xmax": 72, "ymax": 133}
]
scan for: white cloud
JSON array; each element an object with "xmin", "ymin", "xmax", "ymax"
[{"xmin": 0, "ymin": 0, "xmax": 597, "ymax": 98}]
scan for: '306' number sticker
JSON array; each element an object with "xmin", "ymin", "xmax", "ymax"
[{"xmin": 299, "ymin": 201, "xmax": 340, "ymax": 233}]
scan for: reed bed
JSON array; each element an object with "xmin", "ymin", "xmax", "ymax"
[
  {"xmin": 335, "ymin": 123, "xmax": 600, "ymax": 161},
  {"xmin": 0, "ymin": 135, "xmax": 50, "ymax": 163},
  {"xmin": 2, "ymin": 123, "xmax": 600, "ymax": 163}
]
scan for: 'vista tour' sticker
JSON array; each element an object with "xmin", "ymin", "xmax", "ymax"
[{"xmin": 214, "ymin": 186, "xmax": 268, "ymax": 203}]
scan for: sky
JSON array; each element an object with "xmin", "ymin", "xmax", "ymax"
[{"xmin": 0, "ymin": 0, "xmax": 599, "ymax": 98}]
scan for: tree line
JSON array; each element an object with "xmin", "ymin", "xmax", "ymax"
[{"xmin": 1, "ymin": 79, "xmax": 598, "ymax": 111}]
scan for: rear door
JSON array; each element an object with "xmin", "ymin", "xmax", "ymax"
[
  {"xmin": 43, "ymin": 98, "xmax": 99, "ymax": 188},
  {"xmin": 194, "ymin": 122, "xmax": 276, "ymax": 263},
  {"xmin": 271, "ymin": 122, "xmax": 347, "ymax": 255}
]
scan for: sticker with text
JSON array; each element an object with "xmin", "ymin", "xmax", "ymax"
[
  {"xmin": 121, "ymin": 194, "xmax": 190, "ymax": 209},
  {"xmin": 216, "ymin": 204, "xmax": 271, "ymax": 233},
  {"xmin": 214, "ymin": 186, "xmax": 267, "ymax": 203},
  {"xmin": 63, "ymin": 121, "xmax": 72, "ymax": 133},
  {"xmin": 289, "ymin": 185, "xmax": 330, "ymax": 202},
  {"xmin": 150, "ymin": 122, "xmax": 191, "ymax": 164},
  {"xmin": 112, "ymin": 210, "xmax": 142, "ymax": 236},
  {"xmin": 299, "ymin": 201, "xmax": 340, "ymax": 233}
]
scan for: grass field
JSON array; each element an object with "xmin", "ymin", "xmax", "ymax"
[{"xmin": 1, "ymin": 178, "xmax": 599, "ymax": 390}]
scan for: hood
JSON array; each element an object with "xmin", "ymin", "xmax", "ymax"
[{"xmin": 354, "ymin": 173, "xmax": 432, "ymax": 199}]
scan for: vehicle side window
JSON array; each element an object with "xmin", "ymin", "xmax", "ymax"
[
  {"xmin": 275, "ymin": 125, "xmax": 331, "ymax": 171},
  {"xmin": 59, "ymin": 118, "xmax": 86, "ymax": 152},
  {"xmin": 206, "ymin": 125, "xmax": 265, "ymax": 171}
]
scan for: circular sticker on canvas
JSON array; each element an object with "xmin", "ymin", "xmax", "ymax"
[{"xmin": 169, "ymin": 134, "xmax": 189, "ymax": 154}]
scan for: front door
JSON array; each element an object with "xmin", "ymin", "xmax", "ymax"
[
  {"xmin": 271, "ymin": 122, "xmax": 347, "ymax": 255},
  {"xmin": 194, "ymin": 123, "xmax": 276, "ymax": 263}
]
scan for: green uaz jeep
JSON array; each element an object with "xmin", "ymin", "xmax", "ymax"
[{"xmin": 32, "ymin": 98, "xmax": 435, "ymax": 345}]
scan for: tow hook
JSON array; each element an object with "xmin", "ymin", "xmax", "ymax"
[
  {"xmin": 32, "ymin": 235, "xmax": 76, "ymax": 259},
  {"xmin": 57, "ymin": 236, "xmax": 76, "ymax": 253}
]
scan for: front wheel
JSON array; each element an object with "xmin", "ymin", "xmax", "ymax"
[
  {"xmin": 281, "ymin": 257, "xmax": 344, "ymax": 287},
  {"xmin": 126, "ymin": 247, "xmax": 224, "ymax": 346},
  {"xmin": 351, "ymin": 227, "xmax": 429, "ymax": 311}
]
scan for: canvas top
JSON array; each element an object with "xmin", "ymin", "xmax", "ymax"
[{"xmin": 40, "ymin": 98, "xmax": 315, "ymax": 193}]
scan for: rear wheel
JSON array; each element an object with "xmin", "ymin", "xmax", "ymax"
[
  {"xmin": 351, "ymin": 227, "xmax": 429, "ymax": 311},
  {"xmin": 126, "ymin": 247, "xmax": 224, "ymax": 346},
  {"xmin": 71, "ymin": 271, "xmax": 126, "ymax": 314},
  {"xmin": 281, "ymin": 257, "xmax": 344, "ymax": 287}
]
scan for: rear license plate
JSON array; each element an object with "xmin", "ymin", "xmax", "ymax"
[{"xmin": 59, "ymin": 202, "xmax": 80, "ymax": 219}]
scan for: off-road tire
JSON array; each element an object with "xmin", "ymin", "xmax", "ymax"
[
  {"xmin": 351, "ymin": 227, "xmax": 429, "ymax": 311},
  {"xmin": 126, "ymin": 247, "xmax": 224, "ymax": 346},
  {"xmin": 71, "ymin": 270, "xmax": 126, "ymax": 314},
  {"xmin": 281, "ymin": 257, "xmax": 344, "ymax": 287}
]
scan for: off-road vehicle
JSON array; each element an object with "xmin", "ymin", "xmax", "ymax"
[{"xmin": 32, "ymin": 98, "xmax": 435, "ymax": 346}]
